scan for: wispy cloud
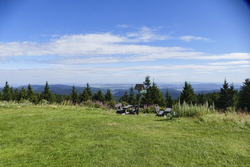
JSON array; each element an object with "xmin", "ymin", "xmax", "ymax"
[
  {"xmin": 126, "ymin": 26, "xmax": 170, "ymax": 42},
  {"xmin": 180, "ymin": 36, "xmax": 213, "ymax": 42},
  {"xmin": 208, "ymin": 60, "xmax": 250, "ymax": 66},
  {"xmin": 116, "ymin": 24, "xmax": 130, "ymax": 28}
]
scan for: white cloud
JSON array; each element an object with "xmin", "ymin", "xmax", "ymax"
[
  {"xmin": 0, "ymin": 27, "xmax": 249, "ymax": 84},
  {"xmin": 180, "ymin": 36, "xmax": 213, "ymax": 42},
  {"xmin": 208, "ymin": 61, "xmax": 250, "ymax": 66},
  {"xmin": 126, "ymin": 26, "xmax": 169, "ymax": 42},
  {"xmin": 0, "ymin": 32, "xmax": 249, "ymax": 66},
  {"xmin": 116, "ymin": 24, "xmax": 129, "ymax": 28}
]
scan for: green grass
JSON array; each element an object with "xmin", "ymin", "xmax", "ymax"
[{"xmin": 0, "ymin": 105, "xmax": 250, "ymax": 167}]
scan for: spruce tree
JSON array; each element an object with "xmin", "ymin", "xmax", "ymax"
[
  {"xmin": 105, "ymin": 89, "xmax": 113, "ymax": 101},
  {"xmin": 165, "ymin": 90, "xmax": 174, "ymax": 108},
  {"xmin": 150, "ymin": 81, "xmax": 165, "ymax": 106},
  {"xmin": 218, "ymin": 79, "xmax": 235, "ymax": 109},
  {"xmin": 143, "ymin": 75, "xmax": 152, "ymax": 105},
  {"xmin": 86, "ymin": 83, "xmax": 92, "ymax": 98},
  {"xmin": 80, "ymin": 83, "xmax": 92, "ymax": 102},
  {"xmin": 10, "ymin": 87, "xmax": 14, "ymax": 100},
  {"xmin": 12, "ymin": 88, "xmax": 19, "ymax": 101},
  {"xmin": 19, "ymin": 87, "xmax": 27, "ymax": 101},
  {"xmin": 80, "ymin": 89, "xmax": 90, "ymax": 102},
  {"xmin": 3, "ymin": 81, "xmax": 12, "ymax": 101},
  {"xmin": 197, "ymin": 93, "xmax": 207, "ymax": 105},
  {"xmin": 0, "ymin": 90, "xmax": 2, "ymax": 100},
  {"xmin": 229, "ymin": 83, "xmax": 238, "ymax": 108},
  {"xmin": 27, "ymin": 84, "xmax": 35, "ymax": 99},
  {"xmin": 180, "ymin": 81, "xmax": 197, "ymax": 104},
  {"xmin": 238, "ymin": 78, "xmax": 250, "ymax": 111},
  {"xmin": 71, "ymin": 86, "xmax": 79, "ymax": 104},
  {"xmin": 144, "ymin": 75, "xmax": 151, "ymax": 89},
  {"xmin": 92, "ymin": 90, "xmax": 105, "ymax": 102},
  {"xmin": 128, "ymin": 86, "xmax": 136, "ymax": 105},
  {"xmin": 120, "ymin": 91, "xmax": 129, "ymax": 103},
  {"xmin": 41, "ymin": 81, "xmax": 53, "ymax": 103}
]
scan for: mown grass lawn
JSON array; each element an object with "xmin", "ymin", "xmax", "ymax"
[{"xmin": 0, "ymin": 105, "xmax": 249, "ymax": 167}]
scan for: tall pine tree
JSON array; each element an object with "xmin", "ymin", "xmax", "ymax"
[
  {"xmin": 3, "ymin": 81, "xmax": 12, "ymax": 101},
  {"xmin": 12, "ymin": 88, "xmax": 19, "ymax": 101},
  {"xmin": 86, "ymin": 83, "xmax": 92, "ymax": 98},
  {"xmin": 197, "ymin": 93, "xmax": 207, "ymax": 105},
  {"xmin": 41, "ymin": 81, "xmax": 54, "ymax": 103},
  {"xmin": 27, "ymin": 84, "xmax": 35, "ymax": 99},
  {"xmin": 218, "ymin": 79, "xmax": 237, "ymax": 110},
  {"xmin": 19, "ymin": 87, "xmax": 27, "ymax": 101},
  {"xmin": 92, "ymin": 90, "xmax": 105, "ymax": 102},
  {"xmin": 238, "ymin": 78, "xmax": 250, "ymax": 111},
  {"xmin": 128, "ymin": 86, "xmax": 136, "ymax": 105},
  {"xmin": 0, "ymin": 90, "xmax": 2, "ymax": 100},
  {"xmin": 150, "ymin": 81, "xmax": 165, "ymax": 106},
  {"xmin": 180, "ymin": 81, "xmax": 197, "ymax": 104},
  {"xmin": 119, "ymin": 91, "xmax": 129, "ymax": 103},
  {"xmin": 71, "ymin": 86, "xmax": 79, "ymax": 104},
  {"xmin": 143, "ymin": 75, "xmax": 152, "ymax": 105},
  {"xmin": 80, "ymin": 83, "xmax": 92, "ymax": 102},
  {"xmin": 105, "ymin": 89, "xmax": 113, "ymax": 101}
]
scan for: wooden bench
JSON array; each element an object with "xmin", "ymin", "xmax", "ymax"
[
  {"xmin": 115, "ymin": 103, "xmax": 124, "ymax": 114},
  {"xmin": 155, "ymin": 107, "xmax": 171, "ymax": 117}
]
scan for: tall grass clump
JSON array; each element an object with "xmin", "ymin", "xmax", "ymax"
[
  {"xmin": 173, "ymin": 101, "xmax": 215, "ymax": 117},
  {"xmin": 0, "ymin": 100, "xmax": 34, "ymax": 109}
]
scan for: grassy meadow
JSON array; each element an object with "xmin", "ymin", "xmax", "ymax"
[{"xmin": 0, "ymin": 105, "xmax": 250, "ymax": 167}]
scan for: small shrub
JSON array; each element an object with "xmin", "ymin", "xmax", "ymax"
[
  {"xmin": 172, "ymin": 101, "xmax": 215, "ymax": 117},
  {"xmin": 105, "ymin": 100, "xmax": 117, "ymax": 109},
  {"xmin": 84, "ymin": 100, "xmax": 94, "ymax": 108},
  {"xmin": 19, "ymin": 99, "xmax": 34, "ymax": 106},
  {"xmin": 39, "ymin": 99, "xmax": 48, "ymax": 106},
  {"xmin": 141, "ymin": 104, "xmax": 157, "ymax": 113}
]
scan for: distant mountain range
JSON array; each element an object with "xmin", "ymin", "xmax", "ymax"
[{"xmin": 0, "ymin": 83, "xmax": 242, "ymax": 100}]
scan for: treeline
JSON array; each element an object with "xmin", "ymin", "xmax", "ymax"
[
  {"xmin": 0, "ymin": 82, "xmax": 116, "ymax": 105},
  {"xmin": 0, "ymin": 77, "xmax": 249, "ymax": 112},
  {"xmin": 119, "ymin": 76, "xmax": 250, "ymax": 112}
]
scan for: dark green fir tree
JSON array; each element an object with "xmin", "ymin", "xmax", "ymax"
[
  {"xmin": 180, "ymin": 81, "xmax": 197, "ymax": 104},
  {"xmin": 3, "ymin": 81, "xmax": 12, "ymax": 101},
  {"xmin": 41, "ymin": 81, "xmax": 54, "ymax": 103},
  {"xmin": 105, "ymin": 89, "xmax": 113, "ymax": 101},
  {"xmin": 128, "ymin": 86, "xmax": 136, "ymax": 105},
  {"xmin": 238, "ymin": 78, "xmax": 250, "ymax": 111},
  {"xmin": 71, "ymin": 86, "xmax": 79, "ymax": 105},
  {"xmin": 92, "ymin": 90, "xmax": 105, "ymax": 102},
  {"xmin": 120, "ymin": 91, "xmax": 129, "ymax": 103},
  {"xmin": 19, "ymin": 87, "xmax": 27, "ymax": 101}
]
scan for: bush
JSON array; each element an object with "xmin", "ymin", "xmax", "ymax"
[
  {"xmin": 173, "ymin": 101, "xmax": 215, "ymax": 117},
  {"xmin": 84, "ymin": 100, "xmax": 94, "ymax": 108},
  {"xmin": 105, "ymin": 100, "xmax": 117, "ymax": 109},
  {"xmin": 39, "ymin": 99, "xmax": 48, "ymax": 106},
  {"xmin": 19, "ymin": 99, "xmax": 34, "ymax": 106},
  {"xmin": 141, "ymin": 104, "xmax": 157, "ymax": 113}
]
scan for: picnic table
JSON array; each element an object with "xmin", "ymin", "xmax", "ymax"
[
  {"xmin": 115, "ymin": 103, "xmax": 137, "ymax": 115},
  {"xmin": 123, "ymin": 105, "xmax": 135, "ymax": 114}
]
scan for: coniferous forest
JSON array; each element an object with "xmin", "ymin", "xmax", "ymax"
[{"xmin": 0, "ymin": 76, "xmax": 249, "ymax": 112}]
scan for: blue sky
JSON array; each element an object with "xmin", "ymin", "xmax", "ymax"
[{"xmin": 0, "ymin": 0, "xmax": 250, "ymax": 85}]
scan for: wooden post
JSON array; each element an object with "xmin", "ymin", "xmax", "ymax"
[{"xmin": 137, "ymin": 93, "xmax": 142, "ymax": 115}]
